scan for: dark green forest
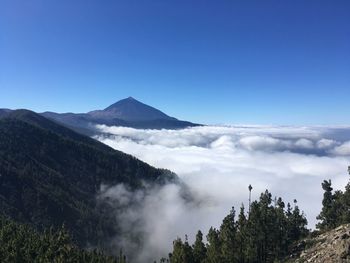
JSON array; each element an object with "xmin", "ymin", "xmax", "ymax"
[
  {"xmin": 165, "ymin": 168, "xmax": 350, "ymax": 263},
  {"xmin": 166, "ymin": 190, "xmax": 308, "ymax": 263},
  {"xmin": 0, "ymin": 216, "xmax": 126, "ymax": 263},
  {"xmin": 0, "ymin": 110, "xmax": 176, "ymax": 251}
]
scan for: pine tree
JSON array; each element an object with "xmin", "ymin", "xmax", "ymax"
[
  {"xmin": 258, "ymin": 190, "xmax": 273, "ymax": 263},
  {"xmin": 285, "ymin": 200, "xmax": 308, "ymax": 251},
  {"xmin": 219, "ymin": 207, "xmax": 237, "ymax": 263},
  {"xmin": 317, "ymin": 180, "xmax": 337, "ymax": 230},
  {"xmin": 183, "ymin": 235, "xmax": 195, "ymax": 263},
  {"xmin": 205, "ymin": 227, "xmax": 222, "ymax": 263},
  {"xmin": 170, "ymin": 238, "xmax": 185, "ymax": 263},
  {"xmin": 275, "ymin": 197, "xmax": 287, "ymax": 258},
  {"xmin": 168, "ymin": 189, "xmax": 310, "ymax": 263},
  {"xmin": 236, "ymin": 204, "xmax": 247, "ymax": 263},
  {"xmin": 245, "ymin": 201, "xmax": 260, "ymax": 262},
  {"xmin": 170, "ymin": 237, "xmax": 194, "ymax": 263},
  {"xmin": 193, "ymin": 230, "xmax": 207, "ymax": 263}
]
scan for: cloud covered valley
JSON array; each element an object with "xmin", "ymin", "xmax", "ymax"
[{"xmin": 94, "ymin": 125, "xmax": 350, "ymax": 262}]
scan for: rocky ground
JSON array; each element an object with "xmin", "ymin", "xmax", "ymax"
[{"xmin": 285, "ymin": 224, "xmax": 350, "ymax": 262}]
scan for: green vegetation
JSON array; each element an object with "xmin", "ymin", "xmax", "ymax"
[
  {"xmin": 0, "ymin": 216, "xmax": 126, "ymax": 263},
  {"xmin": 167, "ymin": 190, "xmax": 308, "ymax": 263},
  {"xmin": 164, "ymin": 167, "xmax": 350, "ymax": 263},
  {"xmin": 0, "ymin": 110, "xmax": 176, "ymax": 250},
  {"xmin": 316, "ymin": 167, "xmax": 350, "ymax": 231}
]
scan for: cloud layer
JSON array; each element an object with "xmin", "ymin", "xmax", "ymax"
[{"xmin": 94, "ymin": 125, "xmax": 350, "ymax": 261}]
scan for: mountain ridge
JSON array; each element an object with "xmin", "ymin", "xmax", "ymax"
[{"xmin": 40, "ymin": 97, "xmax": 200, "ymax": 134}]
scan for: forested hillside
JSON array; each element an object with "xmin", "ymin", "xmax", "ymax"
[
  {"xmin": 164, "ymin": 168, "xmax": 350, "ymax": 263},
  {"xmin": 0, "ymin": 110, "xmax": 176, "ymax": 250},
  {"xmin": 167, "ymin": 190, "xmax": 308, "ymax": 263},
  {"xmin": 0, "ymin": 216, "xmax": 126, "ymax": 263}
]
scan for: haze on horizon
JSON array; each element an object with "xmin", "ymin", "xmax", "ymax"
[{"xmin": 1, "ymin": 0, "xmax": 350, "ymax": 125}]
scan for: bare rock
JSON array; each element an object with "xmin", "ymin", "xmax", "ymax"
[{"xmin": 285, "ymin": 224, "xmax": 350, "ymax": 263}]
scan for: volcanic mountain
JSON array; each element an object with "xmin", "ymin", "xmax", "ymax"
[
  {"xmin": 41, "ymin": 97, "xmax": 200, "ymax": 134},
  {"xmin": 89, "ymin": 96, "xmax": 176, "ymax": 121}
]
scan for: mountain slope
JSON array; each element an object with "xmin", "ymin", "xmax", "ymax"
[
  {"xmin": 41, "ymin": 97, "xmax": 200, "ymax": 133},
  {"xmin": 0, "ymin": 110, "xmax": 176, "ymax": 247},
  {"xmin": 89, "ymin": 97, "xmax": 176, "ymax": 121},
  {"xmin": 285, "ymin": 224, "xmax": 350, "ymax": 262},
  {"xmin": 0, "ymin": 109, "xmax": 11, "ymax": 118}
]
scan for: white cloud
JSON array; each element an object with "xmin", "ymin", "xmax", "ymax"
[
  {"xmin": 332, "ymin": 141, "xmax": 350, "ymax": 156},
  {"xmin": 316, "ymin": 138, "xmax": 337, "ymax": 149},
  {"xmin": 239, "ymin": 135, "xmax": 289, "ymax": 151},
  {"xmin": 94, "ymin": 125, "xmax": 350, "ymax": 261},
  {"xmin": 294, "ymin": 138, "xmax": 314, "ymax": 149}
]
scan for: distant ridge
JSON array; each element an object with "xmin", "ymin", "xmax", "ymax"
[
  {"xmin": 40, "ymin": 97, "xmax": 200, "ymax": 134},
  {"xmin": 0, "ymin": 108, "xmax": 11, "ymax": 118}
]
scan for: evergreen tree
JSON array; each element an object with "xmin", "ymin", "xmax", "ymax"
[
  {"xmin": 168, "ymin": 189, "xmax": 309, "ymax": 263},
  {"xmin": 236, "ymin": 204, "xmax": 247, "ymax": 263},
  {"xmin": 170, "ymin": 238, "xmax": 185, "ymax": 263},
  {"xmin": 219, "ymin": 207, "xmax": 237, "ymax": 263},
  {"xmin": 0, "ymin": 216, "xmax": 121, "ymax": 263},
  {"xmin": 183, "ymin": 236, "xmax": 195, "ymax": 263},
  {"xmin": 339, "ymin": 185, "xmax": 350, "ymax": 223},
  {"xmin": 205, "ymin": 227, "xmax": 222, "ymax": 263},
  {"xmin": 170, "ymin": 237, "xmax": 194, "ymax": 263},
  {"xmin": 317, "ymin": 180, "xmax": 337, "ymax": 230},
  {"xmin": 245, "ymin": 201, "xmax": 261, "ymax": 262},
  {"xmin": 192, "ymin": 231, "xmax": 207, "ymax": 263},
  {"xmin": 258, "ymin": 190, "xmax": 276, "ymax": 263},
  {"xmin": 288, "ymin": 202, "xmax": 308, "ymax": 241},
  {"xmin": 275, "ymin": 197, "xmax": 287, "ymax": 258},
  {"xmin": 316, "ymin": 168, "xmax": 350, "ymax": 230}
]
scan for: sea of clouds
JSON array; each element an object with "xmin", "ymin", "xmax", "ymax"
[{"xmin": 94, "ymin": 125, "xmax": 350, "ymax": 262}]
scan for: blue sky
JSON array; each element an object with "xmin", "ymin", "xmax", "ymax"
[{"xmin": 0, "ymin": 0, "xmax": 349, "ymax": 125}]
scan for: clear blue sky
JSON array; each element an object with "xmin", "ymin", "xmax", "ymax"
[{"xmin": 1, "ymin": 0, "xmax": 349, "ymax": 125}]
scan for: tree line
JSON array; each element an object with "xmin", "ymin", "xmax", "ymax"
[
  {"xmin": 0, "ymin": 216, "xmax": 127, "ymax": 263},
  {"xmin": 317, "ymin": 167, "xmax": 350, "ymax": 231},
  {"xmin": 164, "ymin": 166, "xmax": 350, "ymax": 263},
  {"xmin": 166, "ymin": 189, "xmax": 308, "ymax": 263}
]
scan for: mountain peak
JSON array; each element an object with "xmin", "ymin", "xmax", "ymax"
[
  {"xmin": 104, "ymin": 97, "xmax": 142, "ymax": 111},
  {"xmin": 96, "ymin": 97, "xmax": 175, "ymax": 122},
  {"xmin": 42, "ymin": 97, "xmax": 199, "ymax": 131}
]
